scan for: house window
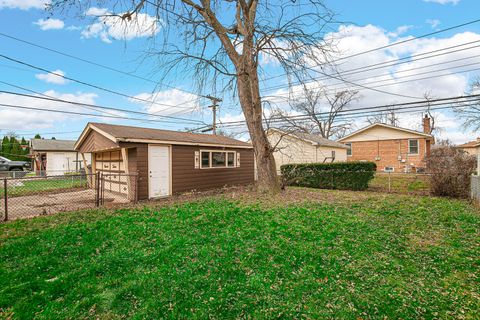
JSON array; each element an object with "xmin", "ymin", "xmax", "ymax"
[
  {"xmin": 408, "ymin": 139, "xmax": 419, "ymax": 155},
  {"xmin": 384, "ymin": 166, "xmax": 395, "ymax": 172},
  {"xmin": 345, "ymin": 143, "xmax": 352, "ymax": 156},
  {"xmin": 200, "ymin": 150, "xmax": 237, "ymax": 169}
]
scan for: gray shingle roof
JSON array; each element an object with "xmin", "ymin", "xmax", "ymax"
[
  {"xmin": 90, "ymin": 123, "xmax": 252, "ymax": 148},
  {"xmin": 30, "ymin": 139, "xmax": 76, "ymax": 151}
]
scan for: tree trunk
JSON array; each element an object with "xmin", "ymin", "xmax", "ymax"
[{"xmin": 236, "ymin": 65, "xmax": 279, "ymax": 193}]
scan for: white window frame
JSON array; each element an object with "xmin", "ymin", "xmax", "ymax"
[
  {"xmin": 345, "ymin": 143, "xmax": 352, "ymax": 156},
  {"xmin": 200, "ymin": 150, "xmax": 237, "ymax": 169},
  {"xmin": 408, "ymin": 139, "xmax": 419, "ymax": 155}
]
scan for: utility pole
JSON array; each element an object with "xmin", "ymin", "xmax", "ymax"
[{"xmin": 206, "ymin": 95, "xmax": 222, "ymax": 135}]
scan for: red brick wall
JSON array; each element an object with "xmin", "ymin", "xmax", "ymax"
[{"xmin": 347, "ymin": 138, "xmax": 429, "ymax": 172}]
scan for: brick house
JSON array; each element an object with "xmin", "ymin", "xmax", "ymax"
[{"xmin": 338, "ymin": 116, "xmax": 434, "ymax": 172}]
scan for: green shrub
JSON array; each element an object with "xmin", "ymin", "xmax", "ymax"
[{"xmin": 281, "ymin": 162, "xmax": 376, "ymax": 191}]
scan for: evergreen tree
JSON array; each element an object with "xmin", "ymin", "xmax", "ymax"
[
  {"xmin": 10, "ymin": 140, "xmax": 20, "ymax": 160},
  {"xmin": 1, "ymin": 136, "xmax": 11, "ymax": 158},
  {"xmin": 34, "ymin": 134, "xmax": 41, "ymax": 139}
]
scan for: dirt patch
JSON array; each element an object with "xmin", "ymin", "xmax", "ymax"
[{"xmin": 1, "ymin": 189, "xmax": 130, "ymax": 221}]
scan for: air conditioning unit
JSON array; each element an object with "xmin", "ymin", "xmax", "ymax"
[{"xmin": 375, "ymin": 156, "xmax": 381, "ymax": 161}]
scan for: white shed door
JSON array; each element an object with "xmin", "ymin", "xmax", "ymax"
[{"xmin": 148, "ymin": 145, "xmax": 170, "ymax": 198}]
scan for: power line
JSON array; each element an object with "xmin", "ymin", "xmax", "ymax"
[
  {"xmin": 259, "ymin": 42, "xmax": 480, "ymax": 94},
  {"xmin": 0, "ymin": 102, "xmax": 200, "ymax": 124},
  {"xmin": 0, "ymin": 31, "xmax": 208, "ymax": 99},
  {"xmin": 260, "ymin": 19, "xmax": 480, "ymax": 84},
  {"xmin": 263, "ymin": 62, "xmax": 480, "ymax": 99},
  {"xmin": 0, "ymin": 81, "xmax": 206, "ymax": 124},
  {"xmin": 192, "ymin": 94, "xmax": 480, "ymax": 130},
  {"xmin": 0, "ymin": 53, "xmax": 200, "ymax": 111}
]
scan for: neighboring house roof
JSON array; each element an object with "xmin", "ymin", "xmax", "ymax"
[
  {"xmin": 456, "ymin": 140, "xmax": 480, "ymax": 149},
  {"xmin": 30, "ymin": 139, "xmax": 76, "ymax": 152},
  {"xmin": 267, "ymin": 128, "xmax": 349, "ymax": 149},
  {"xmin": 337, "ymin": 123, "xmax": 434, "ymax": 142},
  {"xmin": 75, "ymin": 122, "xmax": 253, "ymax": 150}
]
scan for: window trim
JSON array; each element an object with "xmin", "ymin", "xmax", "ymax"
[
  {"xmin": 408, "ymin": 139, "xmax": 419, "ymax": 155},
  {"xmin": 345, "ymin": 143, "xmax": 352, "ymax": 156},
  {"xmin": 200, "ymin": 150, "xmax": 237, "ymax": 169}
]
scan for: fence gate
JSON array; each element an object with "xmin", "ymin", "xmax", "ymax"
[{"xmin": 1, "ymin": 172, "xmax": 137, "ymax": 222}]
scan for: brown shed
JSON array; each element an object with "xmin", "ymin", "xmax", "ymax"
[{"xmin": 74, "ymin": 122, "xmax": 254, "ymax": 200}]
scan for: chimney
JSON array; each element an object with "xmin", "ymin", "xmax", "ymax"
[{"xmin": 423, "ymin": 114, "xmax": 431, "ymax": 134}]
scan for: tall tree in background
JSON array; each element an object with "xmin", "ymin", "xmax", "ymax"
[
  {"xmin": 455, "ymin": 77, "xmax": 480, "ymax": 131},
  {"xmin": 50, "ymin": 0, "xmax": 336, "ymax": 192},
  {"xmin": 272, "ymin": 87, "xmax": 358, "ymax": 139},
  {"xmin": 367, "ymin": 107, "xmax": 399, "ymax": 126}
]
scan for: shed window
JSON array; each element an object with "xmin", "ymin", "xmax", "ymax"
[
  {"xmin": 408, "ymin": 139, "xmax": 419, "ymax": 155},
  {"xmin": 200, "ymin": 150, "xmax": 237, "ymax": 169},
  {"xmin": 227, "ymin": 152, "xmax": 235, "ymax": 167},
  {"xmin": 212, "ymin": 152, "xmax": 226, "ymax": 167},
  {"xmin": 201, "ymin": 152, "xmax": 210, "ymax": 168}
]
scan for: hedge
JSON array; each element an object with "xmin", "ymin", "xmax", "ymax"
[{"xmin": 280, "ymin": 161, "xmax": 377, "ymax": 191}]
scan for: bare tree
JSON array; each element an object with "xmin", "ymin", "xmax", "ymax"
[
  {"xmin": 271, "ymin": 86, "xmax": 358, "ymax": 140},
  {"xmin": 423, "ymin": 92, "xmax": 440, "ymax": 135},
  {"xmin": 50, "ymin": 0, "xmax": 337, "ymax": 192},
  {"xmin": 367, "ymin": 106, "xmax": 399, "ymax": 126},
  {"xmin": 456, "ymin": 77, "xmax": 480, "ymax": 131}
]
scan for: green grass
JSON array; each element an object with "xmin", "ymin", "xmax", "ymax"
[
  {"xmin": 369, "ymin": 173, "xmax": 430, "ymax": 194},
  {"xmin": 0, "ymin": 177, "xmax": 87, "ymax": 197},
  {"xmin": 0, "ymin": 190, "xmax": 479, "ymax": 319}
]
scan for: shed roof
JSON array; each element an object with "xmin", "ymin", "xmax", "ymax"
[
  {"xmin": 268, "ymin": 128, "xmax": 349, "ymax": 149},
  {"xmin": 31, "ymin": 139, "xmax": 76, "ymax": 151},
  {"xmin": 75, "ymin": 123, "xmax": 252, "ymax": 150}
]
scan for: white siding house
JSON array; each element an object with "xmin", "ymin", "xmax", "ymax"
[
  {"xmin": 30, "ymin": 139, "xmax": 91, "ymax": 175},
  {"xmin": 266, "ymin": 128, "xmax": 349, "ymax": 173}
]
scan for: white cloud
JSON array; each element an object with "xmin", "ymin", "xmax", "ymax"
[
  {"xmin": 35, "ymin": 70, "xmax": 68, "ymax": 85},
  {"xmin": 0, "ymin": 91, "xmax": 98, "ymax": 130},
  {"xmin": 426, "ymin": 19, "xmax": 441, "ymax": 29},
  {"xmin": 129, "ymin": 89, "xmax": 199, "ymax": 116},
  {"xmin": 0, "ymin": 0, "xmax": 50, "ymax": 10},
  {"xmin": 423, "ymin": 0, "xmax": 460, "ymax": 4},
  {"xmin": 224, "ymin": 24, "xmax": 480, "ymax": 142},
  {"xmin": 81, "ymin": 7, "xmax": 161, "ymax": 43},
  {"xmin": 388, "ymin": 25, "xmax": 414, "ymax": 38},
  {"xmin": 34, "ymin": 18, "xmax": 64, "ymax": 30}
]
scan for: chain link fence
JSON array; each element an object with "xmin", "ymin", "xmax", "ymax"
[
  {"xmin": 0, "ymin": 172, "xmax": 138, "ymax": 221},
  {"xmin": 368, "ymin": 172, "xmax": 431, "ymax": 195}
]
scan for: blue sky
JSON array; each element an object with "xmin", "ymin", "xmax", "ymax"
[{"xmin": 0, "ymin": 0, "xmax": 479, "ymax": 143}]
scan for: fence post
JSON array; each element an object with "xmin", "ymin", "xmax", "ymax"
[
  {"xmin": 388, "ymin": 171, "xmax": 391, "ymax": 193},
  {"xmin": 95, "ymin": 172, "xmax": 100, "ymax": 207},
  {"xmin": 3, "ymin": 178, "xmax": 8, "ymax": 222}
]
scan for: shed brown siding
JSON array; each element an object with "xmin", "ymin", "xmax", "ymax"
[
  {"xmin": 77, "ymin": 130, "xmax": 118, "ymax": 153},
  {"xmin": 119, "ymin": 143, "xmax": 149, "ymax": 200},
  {"xmin": 171, "ymin": 145, "xmax": 254, "ymax": 194}
]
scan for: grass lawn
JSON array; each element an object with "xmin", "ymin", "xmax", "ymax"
[
  {"xmin": 0, "ymin": 188, "xmax": 478, "ymax": 319},
  {"xmin": 0, "ymin": 177, "xmax": 88, "ymax": 197},
  {"xmin": 369, "ymin": 173, "xmax": 430, "ymax": 194}
]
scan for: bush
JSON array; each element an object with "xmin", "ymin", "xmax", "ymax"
[
  {"xmin": 426, "ymin": 145, "xmax": 476, "ymax": 198},
  {"xmin": 281, "ymin": 162, "xmax": 376, "ymax": 191}
]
